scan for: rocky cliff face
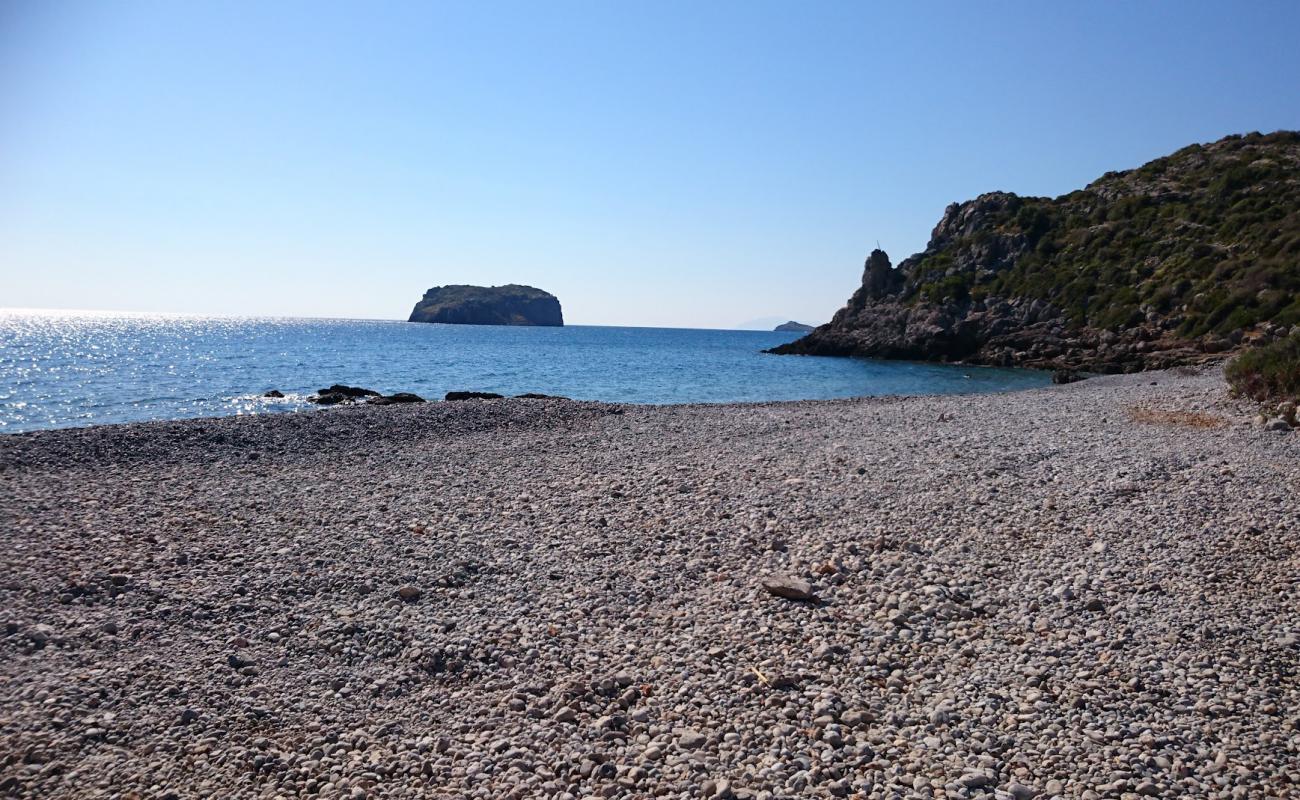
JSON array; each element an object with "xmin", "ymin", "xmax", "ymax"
[
  {"xmin": 408, "ymin": 285, "xmax": 563, "ymax": 326},
  {"xmin": 771, "ymin": 131, "xmax": 1300, "ymax": 372}
]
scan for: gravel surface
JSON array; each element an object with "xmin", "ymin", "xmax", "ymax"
[{"xmin": 2, "ymin": 367, "xmax": 1298, "ymax": 799}]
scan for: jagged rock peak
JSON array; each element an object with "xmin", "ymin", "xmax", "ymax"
[{"xmin": 859, "ymin": 249, "xmax": 902, "ymax": 302}]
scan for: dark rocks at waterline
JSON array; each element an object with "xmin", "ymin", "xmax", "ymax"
[
  {"xmin": 442, "ymin": 391, "xmax": 572, "ymax": 401},
  {"xmin": 262, "ymin": 389, "xmax": 285, "ymax": 398},
  {"xmin": 1052, "ymin": 369, "xmax": 1084, "ymax": 385},
  {"xmin": 367, "ymin": 393, "xmax": 426, "ymax": 405},
  {"xmin": 305, "ymin": 388, "xmax": 561, "ymax": 405},
  {"xmin": 318, "ymin": 384, "xmax": 380, "ymax": 398},
  {"xmin": 309, "ymin": 384, "xmax": 381, "ymax": 405},
  {"xmin": 445, "ymin": 391, "xmax": 505, "ymax": 401}
]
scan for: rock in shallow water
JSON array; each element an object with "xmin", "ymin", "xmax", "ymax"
[
  {"xmin": 318, "ymin": 384, "xmax": 380, "ymax": 398},
  {"xmin": 310, "ymin": 392, "xmax": 348, "ymax": 405}
]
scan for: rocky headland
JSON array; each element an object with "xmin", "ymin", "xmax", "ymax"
[
  {"xmin": 3, "ymin": 368, "xmax": 1299, "ymax": 798},
  {"xmin": 771, "ymin": 131, "xmax": 1300, "ymax": 373},
  {"xmin": 774, "ymin": 321, "xmax": 815, "ymax": 333},
  {"xmin": 408, "ymin": 285, "xmax": 563, "ymax": 327}
]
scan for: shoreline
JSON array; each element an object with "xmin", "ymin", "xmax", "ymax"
[
  {"xmin": 0, "ymin": 361, "xmax": 1055, "ymax": 439},
  {"xmin": 3, "ymin": 366, "xmax": 1298, "ymax": 798}
]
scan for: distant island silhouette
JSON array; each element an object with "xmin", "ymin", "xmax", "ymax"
[{"xmin": 774, "ymin": 321, "xmax": 815, "ymax": 332}]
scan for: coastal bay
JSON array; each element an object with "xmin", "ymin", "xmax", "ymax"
[{"xmin": 2, "ymin": 367, "xmax": 1296, "ymax": 798}]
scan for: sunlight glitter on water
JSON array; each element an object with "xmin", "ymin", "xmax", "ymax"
[{"xmin": 0, "ymin": 309, "xmax": 1051, "ymax": 433}]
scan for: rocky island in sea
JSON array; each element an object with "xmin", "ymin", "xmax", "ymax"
[
  {"xmin": 771, "ymin": 131, "xmax": 1300, "ymax": 373},
  {"xmin": 773, "ymin": 320, "xmax": 815, "ymax": 332},
  {"xmin": 408, "ymin": 284, "xmax": 563, "ymax": 326}
]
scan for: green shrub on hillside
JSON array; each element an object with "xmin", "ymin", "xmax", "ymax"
[
  {"xmin": 896, "ymin": 131, "xmax": 1300, "ymax": 338},
  {"xmin": 1225, "ymin": 335, "xmax": 1300, "ymax": 401}
]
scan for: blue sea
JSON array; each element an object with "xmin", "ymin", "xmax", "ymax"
[{"xmin": 0, "ymin": 310, "xmax": 1050, "ymax": 433}]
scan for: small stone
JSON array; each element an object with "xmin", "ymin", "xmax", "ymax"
[
  {"xmin": 1083, "ymin": 598, "xmax": 1106, "ymax": 612},
  {"xmin": 180, "ymin": 708, "xmax": 200, "ymax": 725},
  {"xmin": 397, "ymin": 586, "xmax": 421, "ymax": 602},
  {"xmin": 840, "ymin": 710, "xmax": 868, "ymax": 727},
  {"xmin": 593, "ymin": 714, "xmax": 622, "ymax": 730},
  {"xmin": 1008, "ymin": 783, "xmax": 1038, "ymax": 800},
  {"xmin": 553, "ymin": 707, "xmax": 577, "ymax": 723},
  {"xmin": 1277, "ymin": 400, "xmax": 1297, "ymax": 425},
  {"xmin": 677, "ymin": 728, "xmax": 707, "ymax": 749},
  {"xmin": 760, "ymin": 576, "xmax": 816, "ymax": 602}
]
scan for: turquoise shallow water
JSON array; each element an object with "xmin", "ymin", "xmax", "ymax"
[{"xmin": 0, "ymin": 310, "xmax": 1050, "ymax": 433}]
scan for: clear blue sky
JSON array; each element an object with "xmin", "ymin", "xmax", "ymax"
[{"xmin": 2, "ymin": 1, "xmax": 1297, "ymax": 328}]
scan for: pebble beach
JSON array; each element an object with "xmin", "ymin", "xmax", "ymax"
[{"xmin": 2, "ymin": 367, "xmax": 1298, "ymax": 799}]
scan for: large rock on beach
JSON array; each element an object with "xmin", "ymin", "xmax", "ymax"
[{"xmin": 761, "ymin": 576, "xmax": 817, "ymax": 601}]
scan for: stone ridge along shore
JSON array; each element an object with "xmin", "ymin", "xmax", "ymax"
[{"xmin": 1, "ymin": 369, "xmax": 1298, "ymax": 799}]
